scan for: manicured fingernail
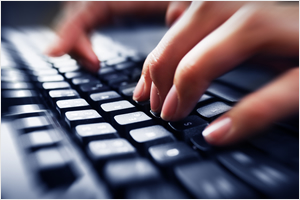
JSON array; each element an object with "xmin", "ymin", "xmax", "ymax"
[
  {"xmin": 202, "ymin": 117, "xmax": 232, "ymax": 142},
  {"xmin": 150, "ymin": 82, "xmax": 161, "ymax": 113},
  {"xmin": 161, "ymin": 85, "xmax": 178, "ymax": 121},
  {"xmin": 133, "ymin": 75, "xmax": 145, "ymax": 101}
]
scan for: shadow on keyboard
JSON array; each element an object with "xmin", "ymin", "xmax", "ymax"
[{"xmin": 1, "ymin": 26, "xmax": 299, "ymax": 199}]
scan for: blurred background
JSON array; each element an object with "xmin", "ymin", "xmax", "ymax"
[{"xmin": 2, "ymin": 1, "xmax": 61, "ymax": 27}]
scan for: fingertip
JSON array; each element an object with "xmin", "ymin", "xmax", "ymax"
[
  {"xmin": 202, "ymin": 117, "xmax": 232, "ymax": 145},
  {"xmin": 44, "ymin": 44, "xmax": 66, "ymax": 57}
]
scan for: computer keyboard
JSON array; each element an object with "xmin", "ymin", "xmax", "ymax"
[{"xmin": 1, "ymin": 26, "xmax": 299, "ymax": 199}]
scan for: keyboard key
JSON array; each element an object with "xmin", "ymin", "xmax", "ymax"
[
  {"xmin": 87, "ymin": 138, "xmax": 137, "ymax": 163},
  {"xmin": 129, "ymin": 125, "xmax": 175, "ymax": 153},
  {"xmin": 56, "ymin": 98, "xmax": 91, "ymax": 115},
  {"xmin": 32, "ymin": 147, "xmax": 77, "ymax": 188},
  {"xmin": 207, "ymin": 82, "xmax": 245, "ymax": 103},
  {"xmin": 8, "ymin": 104, "xmax": 44, "ymax": 116},
  {"xmin": 169, "ymin": 115, "xmax": 208, "ymax": 142},
  {"xmin": 190, "ymin": 134, "xmax": 212, "ymax": 152},
  {"xmin": 103, "ymin": 157, "xmax": 161, "ymax": 189},
  {"xmin": 2, "ymin": 89, "xmax": 39, "ymax": 105},
  {"xmin": 217, "ymin": 149, "xmax": 299, "ymax": 198},
  {"xmin": 1, "ymin": 82, "xmax": 34, "ymax": 90},
  {"xmin": 196, "ymin": 101, "xmax": 231, "ymax": 120},
  {"xmin": 42, "ymin": 81, "xmax": 71, "ymax": 91},
  {"xmin": 90, "ymin": 91, "xmax": 122, "ymax": 105},
  {"xmin": 58, "ymin": 65, "xmax": 80, "ymax": 73},
  {"xmin": 37, "ymin": 74, "xmax": 64, "ymax": 82},
  {"xmin": 79, "ymin": 82, "xmax": 109, "ymax": 95},
  {"xmin": 99, "ymin": 100, "xmax": 137, "ymax": 121},
  {"xmin": 65, "ymin": 71, "xmax": 87, "ymax": 79},
  {"xmin": 65, "ymin": 109, "xmax": 104, "ymax": 128},
  {"xmin": 119, "ymin": 82, "xmax": 137, "ymax": 99},
  {"xmin": 75, "ymin": 122, "xmax": 118, "ymax": 144},
  {"xmin": 101, "ymin": 73, "xmax": 129, "ymax": 86},
  {"xmin": 149, "ymin": 142, "xmax": 200, "ymax": 167},
  {"xmin": 197, "ymin": 93, "xmax": 214, "ymax": 104},
  {"xmin": 105, "ymin": 56, "xmax": 127, "ymax": 66},
  {"xmin": 30, "ymin": 68, "xmax": 58, "ymax": 76},
  {"xmin": 16, "ymin": 115, "xmax": 52, "ymax": 133},
  {"xmin": 125, "ymin": 182, "xmax": 189, "ymax": 199},
  {"xmin": 113, "ymin": 111, "xmax": 155, "ymax": 134},
  {"xmin": 248, "ymin": 127, "xmax": 299, "ymax": 171},
  {"xmin": 49, "ymin": 89, "xmax": 80, "ymax": 106},
  {"xmin": 175, "ymin": 161, "xmax": 257, "ymax": 198},
  {"xmin": 21, "ymin": 129, "xmax": 61, "ymax": 151}
]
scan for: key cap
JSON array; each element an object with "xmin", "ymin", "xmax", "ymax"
[
  {"xmin": 58, "ymin": 65, "xmax": 80, "ymax": 73},
  {"xmin": 49, "ymin": 89, "xmax": 80, "ymax": 107},
  {"xmin": 56, "ymin": 98, "xmax": 91, "ymax": 116},
  {"xmin": 8, "ymin": 104, "xmax": 45, "ymax": 116},
  {"xmin": 125, "ymin": 182, "xmax": 189, "ymax": 199},
  {"xmin": 105, "ymin": 56, "xmax": 127, "ymax": 66},
  {"xmin": 2, "ymin": 89, "xmax": 39, "ymax": 105},
  {"xmin": 190, "ymin": 133, "xmax": 212, "ymax": 152},
  {"xmin": 248, "ymin": 128, "xmax": 299, "ymax": 171},
  {"xmin": 72, "ymin": 77, "xmax": 100, "ymax": 88},
  {"xmin": 119, "ymin": 82, "xmax": 137, "ymax": 99},
  {"xmin": 79, "ymin": 82, "xmax": 109, "ymax": 95},
  {"xmin": 113, "ymin": 111, "xmax": 155, "ymax": 134},
  {"xmin": 16, "ymin": 115, "xmax": 52, "ymax": 133},
  {"xmin": 87, "ymin": 138, "xmax": 137, "ymax": 163},
  {"xmin": 99, "ymin": 100, "xmax": 137, "ymax": 122},
  {"xmin": 42, "ymin": 81, "xmax": 71, "ymax": 91},
  {"xmin": 101, "ymin": 73, "xmax": 129, "ymax": 86},
  {"xmin": 103, "ymin": 157, "xmax": 161, "ymax": 190},
  {"xmin": 30, "ymin": 68, "xmax": 58, "ymax": 76},
  {"xmin": 65, "ymin": 109, "xmax": 104, "ymax": 128},
  {"xmin": 75, "ymin": 122, "xmax": 118, "ymax": 144},
  {"xmin": 21, "ymin": 129, "xmax": 61, "ymax": 151},
  {"xmin": 217, "ymin": 149, "xmax": 299, "ymax": 198},
  {"xmin": 37, "ymin": 74, "xmax": 64, "ymax": 82},
  {"xmin": 169, "ymin": 115, "xmax": 208, "ymax": 142},
  {"xmin": 149, "ymin": 142, "xmax": 200, "ymax": 167},
  {"xmin": 175, "ymin": 161, "xmax": 257, "ymax": 198},
  {"xmin": 32, "ymin": 147, "xmax": 77, "ymax": 188},
  {"xmin": 129, "ymin": 125, "xmax": 175, "ymax": 153},
  {"xmin": 90, "ymin": 91, "xmax": 123, "ymax": 105},
  {"xmin": 1, "ymin": 82, "xmax": 34, "ymax": 90},
  {"xmin": 196, "ymin": 101, "xmax": 231, "ymax": 120},
  {"xmin": 197, "ymin": 93, "xmax": 214, "ymax": 105},
  {"xmin": 114, "ymin": 61, "xmax": 136, "ymax": 71},
  {"xmin": 98, "ymin": 67, "xmax": 116, "ymax": 78},
  {"xmin": 65, "ymin": 71, "xmax": 87, "ymax": 80},
  {"xmin": 206, "ymin": 82, "xmax": 245, "ymax": 103}
]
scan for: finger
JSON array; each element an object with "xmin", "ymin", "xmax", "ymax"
[
  {"xmin": 161, "ymin": 2, "xmax": 298, "ymax": 121},
  {"xmin": 46, "ymin": 2, "xmax": 110, "ymax": 57},
  {"xmin": 70, "ymin": 34, "xmax": 100, "ymax": 73},
  {"xmin": 133, "ymin": 2, "xmax": 245, "ymax": 112},
  {"xmin": 165, "ymin": 1, "xmax": 191, "ymax": 27},
  {"xmin": 202, "ymin": 67, "xmax": 299, "ymax": 145}
]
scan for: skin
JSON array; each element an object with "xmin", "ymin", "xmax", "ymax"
[{"xmin": 47, "ymin": 1, "xmax": 299, "ymax": 146}]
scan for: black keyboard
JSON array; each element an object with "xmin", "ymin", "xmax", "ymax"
[{"xmin": 1, "ymin": 27, "xmax": 299, "ymax": 199}]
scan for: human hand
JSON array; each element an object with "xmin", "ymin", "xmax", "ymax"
[
  {"xmin": 46, "ymin": 1, "xmax": 190, "ymax": 73},
  {"xmin": 132, "ymin": 1, "xmax": 299, "ymax": 145}
]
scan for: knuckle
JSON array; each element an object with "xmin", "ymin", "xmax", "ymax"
[{"xmin": 144, "ymin": 49, "xmax": 166, "ymax": 80}]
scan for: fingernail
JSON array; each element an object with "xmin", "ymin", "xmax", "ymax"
[
  {"xmin": 161, "ymin": 85, "xmax": 178, "ymax": 121},
  {"xmin": 133, "ymin": 75, "xmax": 145, "ymax": 101},
  {"xmin": 202, "ymin": 117, "xmax": 232, "ymax": 142},
  {"xmin": 150, "ymin": 82, "xmax": 161, "ymax": 113}
]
